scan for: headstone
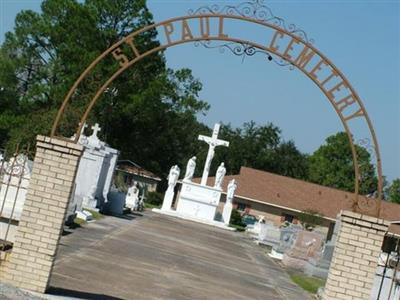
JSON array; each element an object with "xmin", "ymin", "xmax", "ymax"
[
  {"xmin": 304, "ymin": 220, "xmax": 340, "ymax": 278},
  {"xmin": 246, "ymin": 215, "xmax": 266, "ymax": 236},
  {"xmin": 258, "ymin": 223, "xmax": 281, "ymax": 247},
  {"xmin": 75, "ymin": 210, "xmax": 93, "ymax": 222},
  {"xmin": 270, "ymin": 224, "xmax": 302, "ymax": 259},
  {"xmin": 282, "ymin": 230, "xmax": 324, "ymax": 270}
]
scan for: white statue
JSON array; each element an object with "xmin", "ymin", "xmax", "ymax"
[
  {"xmin": 167, "ymin": 165, "xmax": 180, "ymax": 189},
  {"xmin": 183, "ymin": 156, "xmax": 196, "ymax": 181},
  {"xmin": 126, "ymin": 182, "xmax": 140, "ymax": 211},
  {"xmin": 226, "ymin": 179, "xmax": 237, "ymax": 201},
  {"xmin": 198, "ymin": 123, "xmax": 229, "ymax": 185},
  {"xmin": 162, "ymin": 164, "xmax": 182, "ymax": 211},
  {"xmin": 222, "ymin": 178, "xmax": 237, "ymax": 225},
  {"xmin": 258, "ymin": 215, "xmax": 265, "ymax": 224},
  {"xmin": 214, "ymin": 162, "xmax": 226, "ymax": 189}
]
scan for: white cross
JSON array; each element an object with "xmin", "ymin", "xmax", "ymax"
[
  {"xmin": 91, "ymin": 123, "xmax": 101, "ymax": 137},
  {"xmin": 198, "ymin": 123, "xmax": 229, "ymax": 185}
]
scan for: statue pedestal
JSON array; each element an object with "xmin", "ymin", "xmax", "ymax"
[
  {"xmin": 161, "ymin": 188, "xmax": 174, "ymax": 211},
  {"xmin": 153, "ymin": 181, "xmax": 233, "ymax": 231},
  {"xmin": 222, "ymin": 202, "xmax": 233, "ymax": 225},
  {"xmin": 176, "ymin": 181, "xmax": 221, "ymax": 222}
]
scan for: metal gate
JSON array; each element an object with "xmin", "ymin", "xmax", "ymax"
[
  {"xmin": 0, "ymin": 144, "xmax": 31, "ymax": 254},
  {"xmin": 373, "ymin": 230, "xmax": 400, "ymax": 300}
]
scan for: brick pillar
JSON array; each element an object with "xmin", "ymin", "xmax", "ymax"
[
  {"xmin": 323, "ymin": 210, "xmax": 390, "ymax": 300},
  {"xmin": 0, "ymin": 135, "xmax": 82, "ymax": 293}
]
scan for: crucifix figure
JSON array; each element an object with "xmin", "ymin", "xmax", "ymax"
[
  {"xmin": 198, "ymin": 123, "xmax": 229, "ymax": 186},
  {"xmin": 91, "ymin": 123, "xmax": 101, "ymax": 137}
]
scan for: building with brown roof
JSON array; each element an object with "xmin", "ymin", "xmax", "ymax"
[
  {"xmin": 115, "ymin": 160, "xmax": 161, "ymax": 193},
  {"xmin": 190, "ymin": 166, "xmax": 400, "ymax": 239}
]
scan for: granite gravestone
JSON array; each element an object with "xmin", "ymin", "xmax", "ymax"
[
  {"xmin": 282, "ymin": 230, "xmax": 324, "ymax": 270},
  {"xmin": 304, "ymin": 220, "xmax": 340, "ymax": 278},
  {"xmin": 270, "ymin": 224, "xmax": 302, "ymax": 259}
]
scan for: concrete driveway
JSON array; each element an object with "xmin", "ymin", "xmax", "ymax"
[{"xmin": 49, "ymin": 211, "xmax": 311, "ymax": 300}]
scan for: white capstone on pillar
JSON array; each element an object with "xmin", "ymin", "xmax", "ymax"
[{"xmin": 223, "ymin": 179, "xmax": 237, "ymax": 225}]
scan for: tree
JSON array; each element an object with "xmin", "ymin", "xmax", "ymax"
[
  {"xmin": 0, "ymin": 0, "xmax": 208, "ymax": 178},
  {"xmin": 205, "ymin": 121, "xmax": 308, "ymax": 179},
  {"xmin": 230, "ymin": 209, "xmax": 246, "ymax": 228},
  {"xmin": 386, "ymin": 179, "xmax": 400, "ymax": 204},
  {"xmin": 308, "ymin": 132, "xmax": 378, "ymax": 195},
  {"xmin": 297, "ymin": 210, "xmax": 324, "ymax": 230}
]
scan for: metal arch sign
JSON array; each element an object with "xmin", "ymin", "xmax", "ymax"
[{"xmin": 51, "ymin": 1, "xmax": 383, "ymax": 217}]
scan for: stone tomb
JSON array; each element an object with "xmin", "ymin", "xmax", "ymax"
[
  {"xmin": 176, "ymin": 181, "xmax": 221, "ymax": 221},
  {"xmin": 71, "ymin": 123, "xmax": 119, "ymax": 212},
  {"xmin": 155, "ymin": 123, "xmax": 235, "ymax": 230}
]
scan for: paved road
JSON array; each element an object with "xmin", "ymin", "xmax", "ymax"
[{"xmin": 49, "ymin": 211, "xmax": 311, "ymax": 300}]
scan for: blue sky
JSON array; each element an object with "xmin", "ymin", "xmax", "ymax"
[{"xmin": 0, "ymin": 0, "xmax": 399, "ymax": 182}]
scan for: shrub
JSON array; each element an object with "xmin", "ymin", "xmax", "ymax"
[
  {"xmin": 146, "ymin": 192, "xmax": 163, "ymax": 206},
  {"xmin": 114, "ymin": 172, "xmax": 128, "ymax": 193},
  {"xmin": 298, "ymin": 210, "xmax": 324, "ymax": 230},
  {"xmin": 230, "ymin": 209, "xmax": 246, "ymax": 227}
]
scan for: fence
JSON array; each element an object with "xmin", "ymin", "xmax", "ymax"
[
  {"xmin": 0, "ymin": 144, "xmax": 32, "ymax": 255},
  {"xmin": 372, "ymin": 231, "xmax": 400, "ymax": 300}
]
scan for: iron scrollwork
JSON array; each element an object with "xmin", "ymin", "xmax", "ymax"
[
  {"xmin": 188, "ymin": 0, "xmax": 313, "ymax": 44},
  {"xmin": 355, "ymin": 195, "xmax": 379, "ymax": 216},
  {"xmin": 4, "ymin": 154, "xmax": 30, "ymax": 177},
  {"xmin": 357, "ymin": 138, "xmax": 377, "ymax": 161},
  {"xmin": 194, "ymin": 40, "xmax": 295, "ymax": 67},
  {"xmin": 189, "ymin": 0, "xmax": 312, "ymax": 68}
]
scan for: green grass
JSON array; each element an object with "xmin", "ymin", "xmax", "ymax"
[
  {"xmin": 70, "ymin": 210, "xmax": 103, "ymax": 228},
  {"xmin": 290, "ymin": 274, "xmax": 326, "ymax": 294},
  {"xmin": 84, "ymin": 209, "xmax": 103, "ymax": 220},
  {"xmin": 144, "ymin": 203, "xmax": 160, "ymax": 209},
  {"xmin": 72, "ymin": 218, "xmax": 85, "ymax": 226}
]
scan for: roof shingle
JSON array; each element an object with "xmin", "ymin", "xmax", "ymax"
[{"xmin": 196, "ymin": 166, "xmax": 400, "ymax": 221}]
